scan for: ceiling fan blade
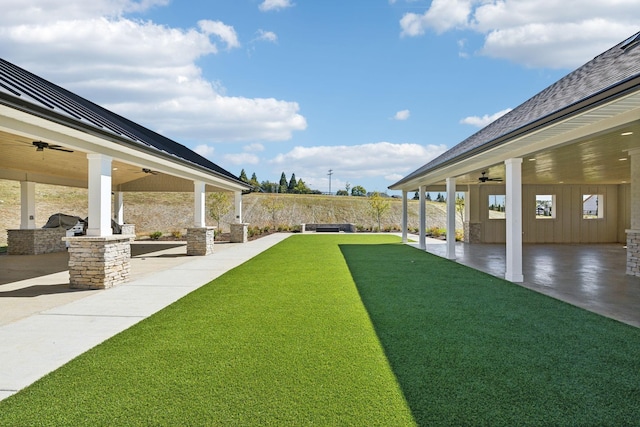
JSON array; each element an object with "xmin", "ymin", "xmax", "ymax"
[{"xmin": 49, "ymin": 145, "xmax": 74, "ymax": 153}]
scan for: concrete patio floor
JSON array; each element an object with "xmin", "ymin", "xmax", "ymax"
[{"xmin": 408, "ymin": 235, "xmax": 640, "ymax": 328}]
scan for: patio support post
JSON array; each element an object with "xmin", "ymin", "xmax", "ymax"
[
  {"xmin": 419, "ymin": 185, "xmax": 426, "ymax": 250},
  {"xmin": 87, "ymin": 153, "xmax": 113, "ymax": 236},
  {"xmin": 625, "ymin": 148, "xmax": 640, "ymax": 276},
  {"xmin": 114, "ymin": 191, "xmax": 124, "ymax": 225},
  {"xmin": 194, "ymin": 180, "xmax": 206, "ymax": 227},
  {"xmin": 505, "ymin": 158, "xmax": 524, "ymax": 282},
  {"xmin": 234, "ymin": 191, "xmax": 242, "ymax": 223},
  {"xmin": 20, "ymin": 181, "xmax": 36, "ymax": 229},
  {"xmin": 402, "ymin": 190, "xmax": 408, "ymax": 243},
  {"xmin": 446, "ymin": 177, "xmax": 456, "ymax": 260}
]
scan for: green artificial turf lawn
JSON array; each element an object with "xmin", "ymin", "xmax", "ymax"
[
  {"xmin": 1, "ymin": 234, "xmax": 640, "ymax": 426},
  {"xmin": 0, "ymin": 234, "xmax": 414, "ymax": 426}
]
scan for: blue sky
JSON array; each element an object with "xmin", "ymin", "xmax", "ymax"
[{"xmin": 1, "ymin": 1, "xmax": 639, "ymax": 194}]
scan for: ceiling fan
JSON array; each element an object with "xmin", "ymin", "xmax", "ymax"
[
  {"xmin": 32, "ymin": 141, "xmax": 74, "ymax": 153},
  {"xmin": 478, "ymin": 171, "xmax": 503, "ymax": 183}
]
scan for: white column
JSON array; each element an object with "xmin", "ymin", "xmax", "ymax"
[
  {"xmin": 419, "ymin": 185, "xmax": 426, "ymax": 250},
  {"xmin": 505, "ymin": 158, "xmax": 524, "ymax": 282},
  {"xmin": 446, "ymin": 177, "xmax": 456, "ymax": 260},
  {"xmin": 114, "ymin": 191, "xmax": 124, "ymax": 225},
  {"xmin": 87, "ymin": 154, "xmax": 113, "ymax": 236},
  {"xmin": 234, "ymin": 191, "xmax": 243, "ymax": 223},
  {"xmin": 194, "ymin": 181, "xmax": 206, "ymax": 227},
  {"xmin": 20, "ymin": 181, "xmax": 36, "ymax": 229},
  {"xmin": 401, "ymin": 190, "xmax": 408, "ymax": 243}
]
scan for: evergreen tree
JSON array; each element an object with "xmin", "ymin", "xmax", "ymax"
[
  {"xmin": 239, "ymin": 169, "xmax": 248, "ymax": 183},
  {"xmin": 413, "ymin": 191, "xmax": 419, "ymax": 200},
  {"xmin": 426, "ymin": 193, "xmax": 432, "ymax": 201},
  {"xmin": 279, "ymin": 172, "xmax": 288, "ymax": 193},
  {"xmin": 249, "ymin": 173, "xmax": 260, "ymax": 191},
  {"xmin": 288, "ymin": 173, "xmax": 297, "ymax": 193}
]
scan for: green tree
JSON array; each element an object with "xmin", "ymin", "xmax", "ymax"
[
  {"xmin": 239, "ymin": 169, "xmax": 248, "ymax": 183},
  {"xmin": 413, "ymin": 191, "xmax": 419, "ymax": 200},
  {"xmin": 369, "ymin": 191, "xmax": 391, "ymax": 232},
  {"xmin": 208, "ymin": 192, "xmax": 232, "ymax": 231},
  {"xmin": 336, "ymin": 189, "xmax": 349, "ymax": 196},
  {"xmin": 436, "ymin": 193, "xmax": 444, "ymax": 203},
  {"xmin": 261, "ymin": 195, "xmax": 284, "ymax": 229},
  {"xmin": 288, "ymin": 173, "xmax": 297, "ymax": 193},
  {"xmin": 426, "ymin": 192, "xmax": 432, "ymax": 201},
  {"xmin": 260, "ymin": 180, "xmax": 278, "ymax": 193},
  {"xmin": 294, "ymin": 178, "xmax": 311, "ymax": 194},
  {"xmin": 249, "ymin": 173, "xmax": 260, "ymax": 192},
  {"xmin": 279, "ymin": 172, "xmax": 288, "ymax": 193},
  {"xmin": 351, "ymin": 185, "xmax": 366, "ymax": 197}
]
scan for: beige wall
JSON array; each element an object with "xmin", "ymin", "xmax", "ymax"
[{"xmin": 476, "ymin": 184, "xmax": 629, "ymax": 244}]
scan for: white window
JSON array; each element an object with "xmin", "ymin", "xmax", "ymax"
[
  {"xmin": 582, "ymin": 194, "xmax": 603, "ymax": 219},
  {"xmin": 536, "ymin": 195, "xmax": 555, "ymax": 219},
  {"xmin": 488, "ymin": 195, "xmax": 505, "ymax": 219}
]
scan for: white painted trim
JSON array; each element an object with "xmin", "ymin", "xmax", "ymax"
[
  {"xmin": 20, "ymin": 181, "xmax": 36, "ymax": 229},
  {"xmin": 234, "ymin": 191, "xmax": 243, "ymax": 224},
  {"xmin": 86, "ymin": 154, "xmax": 113, "ymax": 236},
  {"xmin": 419, "ymin": 185, "xmax": 426, "ymax": 250},
  {"xmin": 402, "ymin": 190, "xmax": 408, "ymax": 243},
  {"xmin": 114, "ymin": 191, "xmax": 124, "ymax": 225},
  {"xmin": 446, "ymin": 177, "xmax": 456, "ymax": 260},
  {"xmin": 505, "ymin": 158, "xmax": 524, "ymax": 282},
  {"xmin": 194, "ymin": 181, "xmax": 206, "ymax": 227}
]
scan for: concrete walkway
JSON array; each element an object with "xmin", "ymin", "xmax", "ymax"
[{"xmin": 0, "ymin": 233, "xmax": 291, "ymax": 401}]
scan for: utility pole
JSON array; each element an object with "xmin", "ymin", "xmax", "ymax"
[{"xmin": 327, "ymin": 169, "xmax": 333, "ymax": 195}]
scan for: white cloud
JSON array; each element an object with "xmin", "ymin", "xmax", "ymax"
[
  {"xmin": 255, "ymin": 29, "xmax": 278, "ymax": 43},
  {"xmin": 224, "ymin": 152, "xmax": 261, "ymax": 165},
  {"xmin": 259, "ymin": 0, "xmax": 294, "ymax": 12},
  {"xmin": 460, "ymin": 108, "xmax": 512, "ymax": 128},
  {"xmin": 393, "ymin": 109, "xmax": 411, "ymax": 121},
  {"xmin": 194, "ymin": 144, "xmax": 215, "ymax": 158},
  {"xmin": 244, "ymin": 143, "xmax": 265, "ymax": 152},
  {"xmin": 270, "ymin": 142, "xmax": 448, "ymax": 189},
  {"xmin": 399, "ymin": 0, "xmax": 640, "ymax": 68},
  {"xmin": 198, "ymin": 20, "xmax": 240, "ymax": 50},
  {"xmin": 0, "ymin": 1, "xmax": 306, "ymax": 143}
]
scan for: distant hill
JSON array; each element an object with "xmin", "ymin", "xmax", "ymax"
[{"xmin": 0, "ymin": 180, "xmax": 459, "ymax": 244}]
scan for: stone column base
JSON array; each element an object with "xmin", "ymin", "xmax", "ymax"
[
  {"xmin": 64, "ymin": 235, "xmax": 134, "ymax": 289},
  {"xmin": 230, "ymin": 223, "xmax": 249, "ymax": 243},
  {"xmin": 626, "ymin": 229, "xmax": 640, "ymax": 276},
  {"xmin": 120, "ymin": 224, "xmax": 136, "ymax": 241},
  {"xmin": 187, "ymin": 227, "xmax": 215, "ymax": 255},
  {"xmin": 7, "ymin": 228, "xmax": 67, "ymax": 255},
  {"xmin": 464, "ymin": 222, "xmax": 482, "ymax": 243}
]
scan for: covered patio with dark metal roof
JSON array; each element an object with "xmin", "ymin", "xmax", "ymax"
[
  {"xmin": 0, "ymin": 57, "xmax": 251, "ymax": 289},
  {"xmin": 391, "ymin": 32, "xmax": 640, "ymax": 316}
]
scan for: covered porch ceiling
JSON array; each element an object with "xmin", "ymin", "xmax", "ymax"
[
  {"xmin": 0, "ymin": 104, "xmax": 244, "ymax": 193},
  {"xmin": 405, "ymin": 90, "xmax": 640, "ymax": 191}
]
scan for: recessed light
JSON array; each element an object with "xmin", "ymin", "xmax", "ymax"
[
  {"xmin": 619, "ymin": 158, "xmax": 628, "ymax": 161},
  {"xmin": 528, "ymin": 158, "xmax": 536, "ymax": 161},
  {"xmin": 112, "ymin": 167, "xmax": 118, "ymax": 170},
  {"xmin": 621, "ymin": 131, "xmax": 633, "ymax": 136}
]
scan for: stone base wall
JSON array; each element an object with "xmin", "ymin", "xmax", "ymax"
[
  {"xmin": 120, "ymin": 224, "xmax": 135, "ymax": 241},
  {"xmin": 304, "ymin": 223, "xmax": 356, "ymax": 233},
  {"xmin": 230, "ymin": 223, "xmax": 248, "ymax": 243},
  {"xmin": 7, "ymin": 228, "xmax": 67, "ymax": 255},
  {"xmin": 187, "ymin": 227, "xmax": 215, "ymax": 256},
  {"xmin": 627, "ymin": 229, "xmax": 640, "ymax": 276},
  {"xmin": 64, "ymin": 235, "xmax": 134, "ymax": 289},
  {"xmin": 464, "ymin": 222, "xmax": 482, "ymax": 243}
]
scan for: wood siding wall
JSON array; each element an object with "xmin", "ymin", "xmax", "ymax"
[{"xmin": 477, "ymin": 184, "xmax": 628, "ymax": 244}]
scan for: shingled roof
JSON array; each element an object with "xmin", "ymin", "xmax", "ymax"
[
  {"xmin": 391, "ymin": 31, "xmax": 640, "ymax": 189},
  {"xmin": 0, "ymin": 57, "xmax": 247, "ymax": 186}
]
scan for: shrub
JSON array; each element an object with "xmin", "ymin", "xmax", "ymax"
[
  {"xmin": 149, "ymin": 231, "xmax": 162, "ymax": 240},
  {"xmin": 171, "ymin": 230, "xmax": 182, "ymax": 239}
]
